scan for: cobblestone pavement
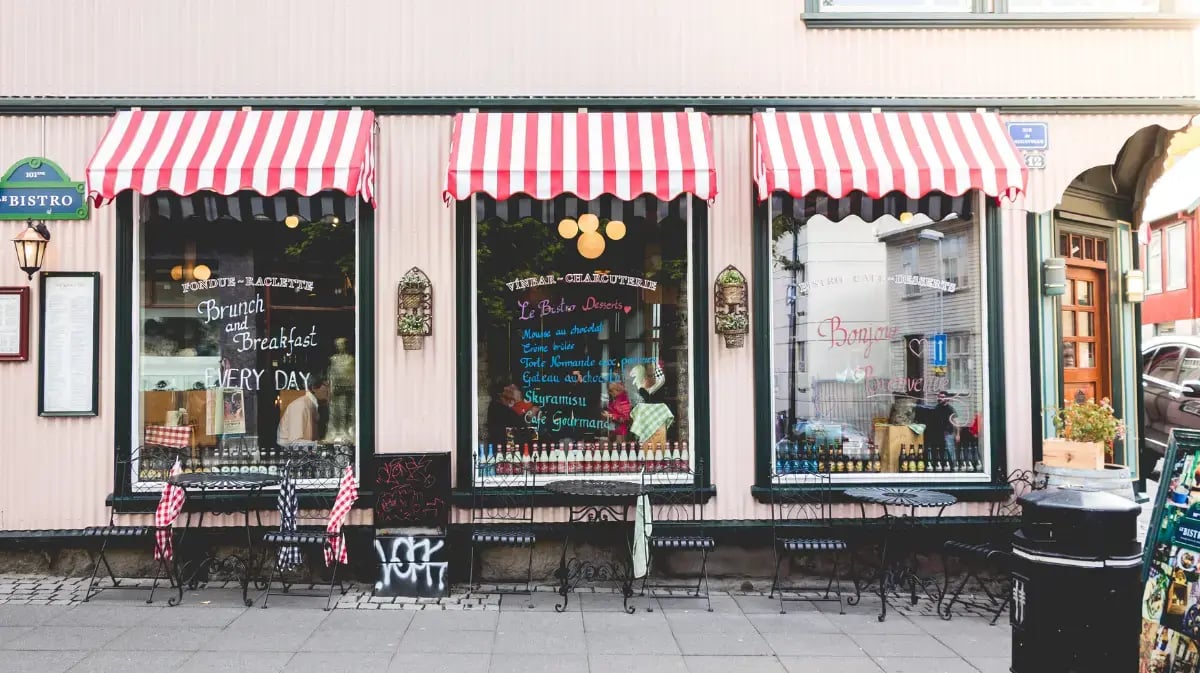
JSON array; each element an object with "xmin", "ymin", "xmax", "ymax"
[{"xmin": 0, "ymin": 574, "xmax": 1011, "ymax": 673}]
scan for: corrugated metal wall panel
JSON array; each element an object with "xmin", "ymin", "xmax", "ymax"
[
  {"xmin": 0, "ymin": 116, "xmax": 116, "ymax": 530},
  {"xmin": 373, "ymin": 116, "xmax": 457, "ymax": 460},
  {"xmin": 1004, "ymin": 113, "xmax": 1194, "ymax": 215},
  {"xmin": 707, "ymin": 116, "xmax": 759, "ymax": 522},
  {"xmin": 0, "ymin": 0, "xmax": 1193, "ymax": 99}
]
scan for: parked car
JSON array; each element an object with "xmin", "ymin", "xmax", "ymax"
[{"xmin": 1142, "ymin": 336, "xmax": 1200, "ymax": 463}]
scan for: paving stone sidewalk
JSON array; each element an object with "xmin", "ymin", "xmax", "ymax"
[{"xmin": 0, "ymin": 574, "xmax": 1010, "ymax": 673}]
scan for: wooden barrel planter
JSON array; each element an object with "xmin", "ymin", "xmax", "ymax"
[{"xmin": 1033, "ymin": 462, "xmax": 1136, "ymax": 502}]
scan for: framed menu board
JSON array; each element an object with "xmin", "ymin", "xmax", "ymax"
[
  {"xmin": 0, "ymin": 287, "xmax": 29, "ymax": 361},
  {"xmin": 38, "ymin": 272, "xmax": 100, "ymax": 416},
  {"xmin": 1140, "ymin": 429, "xmax": 1200, "ymax": 672}
]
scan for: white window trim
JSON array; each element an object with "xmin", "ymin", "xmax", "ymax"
[
  {"xmin": 1147, "ymin": 229, "xmax": 1163, "ymax": 295},
  {"xmin": 815, "ymin": 0, "xmax": 974, "ymax": 12},
  {"xmin": 1167, "ymin": 223, "xmax": 1187, "ymax": 292}
]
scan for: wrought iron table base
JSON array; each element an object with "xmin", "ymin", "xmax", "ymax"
[
  {"xmin": 553, "ymin": 503, "xmax": 637, "ymax": 614},
  {"xmin": 847, "ymin": 517, "xmax": 948, "ymax": 622},
  {"xmin": 172, "ymin": 484, "xmax": 271, "ymax": 607}
]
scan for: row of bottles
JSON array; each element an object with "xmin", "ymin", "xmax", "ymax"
[
  {"xmin": 775, "ymin": 439, "xmax": 882, "ymax": 475},
  {"xmin": 477, "ymin": 441, "xmax": 690, "ymax": 477},
  {"xmin": 898, "ymin": 443, "xmax": 982, "ymax": 473},
  {"xmin": 138, "ymin": 445, "xmax": 342, "ymax": 481}
]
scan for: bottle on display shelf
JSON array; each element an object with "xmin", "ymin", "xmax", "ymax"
[
  {"xmin": 580, "ymin": 444, "xmax": 593, "ymax": 474},
  {"xmin": 669, "ymin": 443, "xmax": 682, "ymax": 472},
  {"xmin": 557, "ymin": 444, "xmax": 568, "ymax": 474},
  {"xmin": 654, "ymin": 443, "xmax": 666, "ymax": 472},
  {"xmin": 870, "ymin": 445, "xmax": 882, "ymax": 473},
  {"xmin": 497, "ymin": 443, "xmax": 512, "ymax": 475},
  {"xmin": 915, "ymin": 444, "xmax": 926, "ymax": 472},
  {"xmin": 519, "ymin": 444, "xmax": 531, "ymax": 474},
  {"xmin": 616, "ymin": 443, "xmax": 628, "ymax": 473},
  {"xmin": 485, "ymin": 444, "xmax": 496, "ymax": 477},
  {"xmin": 680, "ymin": 441, "xmax": 690, "ymax": 472},
  {"xmin": 898, "ymin": 444, "xmax": 908, "ymax": 472}
]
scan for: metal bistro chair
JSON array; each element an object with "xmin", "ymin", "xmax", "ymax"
[
  {"xmin": 467, "ymin": 455, "xmax": 536, "ymax": 606},
  {"xmin": 639, "ymin": 461, "xmax": 715, "ymax": 612},
  {"xmin": 768, "ymin": 468, "xmax": 857, "ymax": 614},
  {"xmin": 83, "ymin": 445, "xmax": 188, "ymax": 605},
  {"xmin": 939, "ymin": 469, "xmax": 1045, "ymax": 624},
  {"xmin": 259, "ymin": 450, "xmax": 354, "ymax": 610}
]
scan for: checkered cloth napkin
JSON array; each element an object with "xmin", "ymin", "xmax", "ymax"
[
  {"xmin": 655, "ymin": 360, "xmax": 665, "ymax": 380},
  {"xmin": 276, "ymin": 463, "xmax": 302, "ymax": 572},
  {"xmin": 630, "ymin": 403, "xmax": 674, "ymax": 442},
  {"xmin": 323, "ymin": 465, "xmax": 358, "ymax": 567},
  {"xmin": 145, "ymin": 425, "xmax": 192, "ymax": 449},
  {"xmin": 154, "ymin": 459, "xmax": 186, "ymax": 562}
]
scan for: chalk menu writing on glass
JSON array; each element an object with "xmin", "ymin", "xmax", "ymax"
[
  {"xmin": 507, "ymin": 272, "xmax": 659, "ymax": 439},
  {"xmin": 40, "ymin": 273, "xmax": 98, "ymax": 415}
]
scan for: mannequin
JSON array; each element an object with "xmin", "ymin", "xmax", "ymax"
[{"xmin": 324, "ymin": 337, "xmax": 355, "ymax": 443}]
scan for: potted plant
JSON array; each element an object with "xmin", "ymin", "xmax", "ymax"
[
  {"xmin": 399, "ymin": 271, "xmax": 429, "ymax": 309},
  {"xmin": 397, "ymin": 313, "xmax": 429, "ymax": 350},
  {"xmin": 1049, "ymin": 397, "xmax": 1126, "ymax": 468},
  {"xmin": 716, "ymin": 267, "xmax": 746, "ymax": 305},
  {"xmin": 715, "ymin": 311, "xmax": 749, "ymax": 348}
]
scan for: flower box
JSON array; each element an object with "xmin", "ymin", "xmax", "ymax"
[{"xmin": 1041, "ymin": 438, "xmax": 1105, "ymax": 471}]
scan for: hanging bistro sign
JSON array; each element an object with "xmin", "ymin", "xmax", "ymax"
[{"xmin": 0, "ymin": 157, "xmax": 90, "ymax": 220}]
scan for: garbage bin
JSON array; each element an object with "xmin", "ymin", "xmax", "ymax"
[{"xmin": 1010, "ymin": 486, "xmax": 1142, "ymax": 673}]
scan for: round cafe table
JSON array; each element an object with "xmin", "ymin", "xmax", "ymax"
[
  {"xmin": 844, "ymin": 486, "xmax": 958, "ymax": 622},
  {"xmin": 544, "ymin": 479, "xmax": 645, "ymax": 614}
]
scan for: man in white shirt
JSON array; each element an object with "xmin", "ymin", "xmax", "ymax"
[{"xmin": 278, "ymin": 378, "xmax": 330, "ymax": 445}]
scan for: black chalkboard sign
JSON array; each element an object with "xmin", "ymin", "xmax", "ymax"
[{"xmin": 373, "ymin": 452, "xmax": 450, "ymax": 529}]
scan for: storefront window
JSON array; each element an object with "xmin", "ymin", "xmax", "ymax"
[
  {"xmin": 1148, "ymin": 229, "xmax": 1163, "ymax": 294},
  {"xmin": 134, "ymin": 191, "xmax": 359, "ymax": 488},
  {"xmin": 472, "ymin": 195, "xmax": 694, "ymax": 484},
  {"xmin": 769, "ymin": 195, "xmax": 988, "ymax": 481}
]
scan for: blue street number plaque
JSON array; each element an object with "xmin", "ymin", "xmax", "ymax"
[
  {"xmin": 0, "ymin": 157, "xmax": 89, "ymax": 221},
  {"xmin": 1006, "ymin": 122, "xmax": 1049, "ymax": 152},
  {"xmin": 931, "ymin": 333, "xmax": 947, "ymax": 368}
]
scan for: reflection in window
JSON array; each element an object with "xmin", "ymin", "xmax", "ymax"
[
  {"xmin": 1168, "ymin": 224, "xmax": 1187, "ymax": 291},
  {"xmin": 1147, "ymin": 346, "xmax": 1183, "ymax": 382},
  {"xmin": 472, "ymin": 195, "xmax": 692, "ymax": 483},
  {"xmin": 769, "ymin": 195, "xmax": 986, "ymax": 479},
  {"xmin": 136, "ymin": 191, "xmax": 359, "ymax": 487}
]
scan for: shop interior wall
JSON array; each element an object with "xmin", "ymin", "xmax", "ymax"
[
  {"xmin": 0, "ymin": 0, "xmax": 1195, "ymax": 100},
  {"xmin": 0, "ymin": 115, "xmax": 115, "ymax": 530}
]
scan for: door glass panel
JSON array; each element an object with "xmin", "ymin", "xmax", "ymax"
[
  {"xmin": 1064, "ymin": 279, "xmax": 1074, "ymax": 305},
  {"xmin": 1063, "ymin": 342, "xmax": 1076, "ymax": 368},
  {"xmin": 1075, "ymin": 280, "xmax": 1092, "ymax": 306},
  {"xmin": 1181, "ymin": 349, "xmax": 1200, "ymax": 384},
  {"xmin": 1076, "ymin": 312, "xmax": 1093, "ymax": 338},
  {"xmin": 1078, "ymin": 342, "xmax": 1095, "ymax": 368},
  {"xmin": 1062, "ymin": 311, "xmax": 1075, "ymax": 337}
]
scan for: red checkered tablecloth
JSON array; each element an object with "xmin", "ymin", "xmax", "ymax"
[{"xmin": 144, "ymin": 425, "xmax": 193, "ymax": 448}]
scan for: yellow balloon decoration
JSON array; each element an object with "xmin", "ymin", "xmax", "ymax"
[
  {"xmin": 577, "ymin": 230, "xmax": 605, "ymax": 259},
  {"xmin": 578, "ymin": 213, "xmax": 600, "ymax": 233},
  {"xmin": 558, "ymin": 218, "xmax": 579, "ymax": 239},
  {"xmin": 606, "ymin": 220, "xmax": 626, "ymax": 241}
]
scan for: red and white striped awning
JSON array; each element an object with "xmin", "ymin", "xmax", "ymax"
[
  {"xmin": 443, "ymin": 111, "xmax": 717, "ymax": 203},
  {"xmin": 753, "ymin": 111, "xmax": 1026, "ymax": 202},
  {"xmin": 86, "ymin": 109, "xmax": 377, "ymax": 206}
]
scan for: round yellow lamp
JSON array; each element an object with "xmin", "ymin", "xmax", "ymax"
[
  {"xmin": 558, "ymin": 218, "xmax": 579, "ymax": 239},
  {"xmin": 170, "ymin": 265, "xmax": 184, "ymax": 281},
  {"xmin": 192, "ymin": 264, "xmax": 212, "ymax": 281},
  {"xmin": 577, "ymin": 230, "xmax": 605, "ymax": 259},
  {"xmin": 899, "ymin": 212, "xmax": 915, "ymax": 225},
  {"xmin": 578, "ymin": 213, "xmax": 599, "ymax": 233},
  {"xmin": 284, "ymin": 215, "xmax": 300, "ymax": 229},
  {"xmin": 606, "ymin": 220, "xmax": 626, "ymax": 241}
]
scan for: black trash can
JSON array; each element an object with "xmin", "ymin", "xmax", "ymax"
[{"xmin": 1010, "ymin": 486, "xmax": 1142, "ymax": 673}]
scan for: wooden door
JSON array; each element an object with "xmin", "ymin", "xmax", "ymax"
[{"xmin": 1062, "ymin": 265, "xmax": 1109, "ymax": 404}]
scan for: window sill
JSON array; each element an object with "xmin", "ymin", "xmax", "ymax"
[
  {"xmin": 802, "ymin": 12, "xmax": 1200, "ymax": 29},
  {"xmin": 750, "ymin": 481, "xmax": 1012, "ymax": 504},
  {"xmin": 451, "ymin": 485, "xmax": 716, "ymax": 508},
  {"xmin": 109, "ymin": 490, "xmax": 375, "ymax": 514}
]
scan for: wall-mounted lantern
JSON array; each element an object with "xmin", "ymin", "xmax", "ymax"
[
  {"xmin": 1042, "ymin": 257, "xmax": 1067, "ymax": 297},
  {"xmin": 12, "ymin": 220, "xmax": 50, "ymax": 280},
  {"xmin": 1125, "ymin": 269, "xmax": 1146, "ymax": 304}
]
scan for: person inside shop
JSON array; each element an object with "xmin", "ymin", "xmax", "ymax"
[
  {"xmin": 278, "ymin": 376, "xmax": 331, "ymax": 446},
  {"xmin": 602, "ymin": 381, "xmax": 632, "ymax": 442},
  {"xmin": 486, "ymin": 380, "xmax": 539, "ymax": 448},
  {"xmin": 921, "ymin": 391, "xmax": 960, "ymax": 462}
]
